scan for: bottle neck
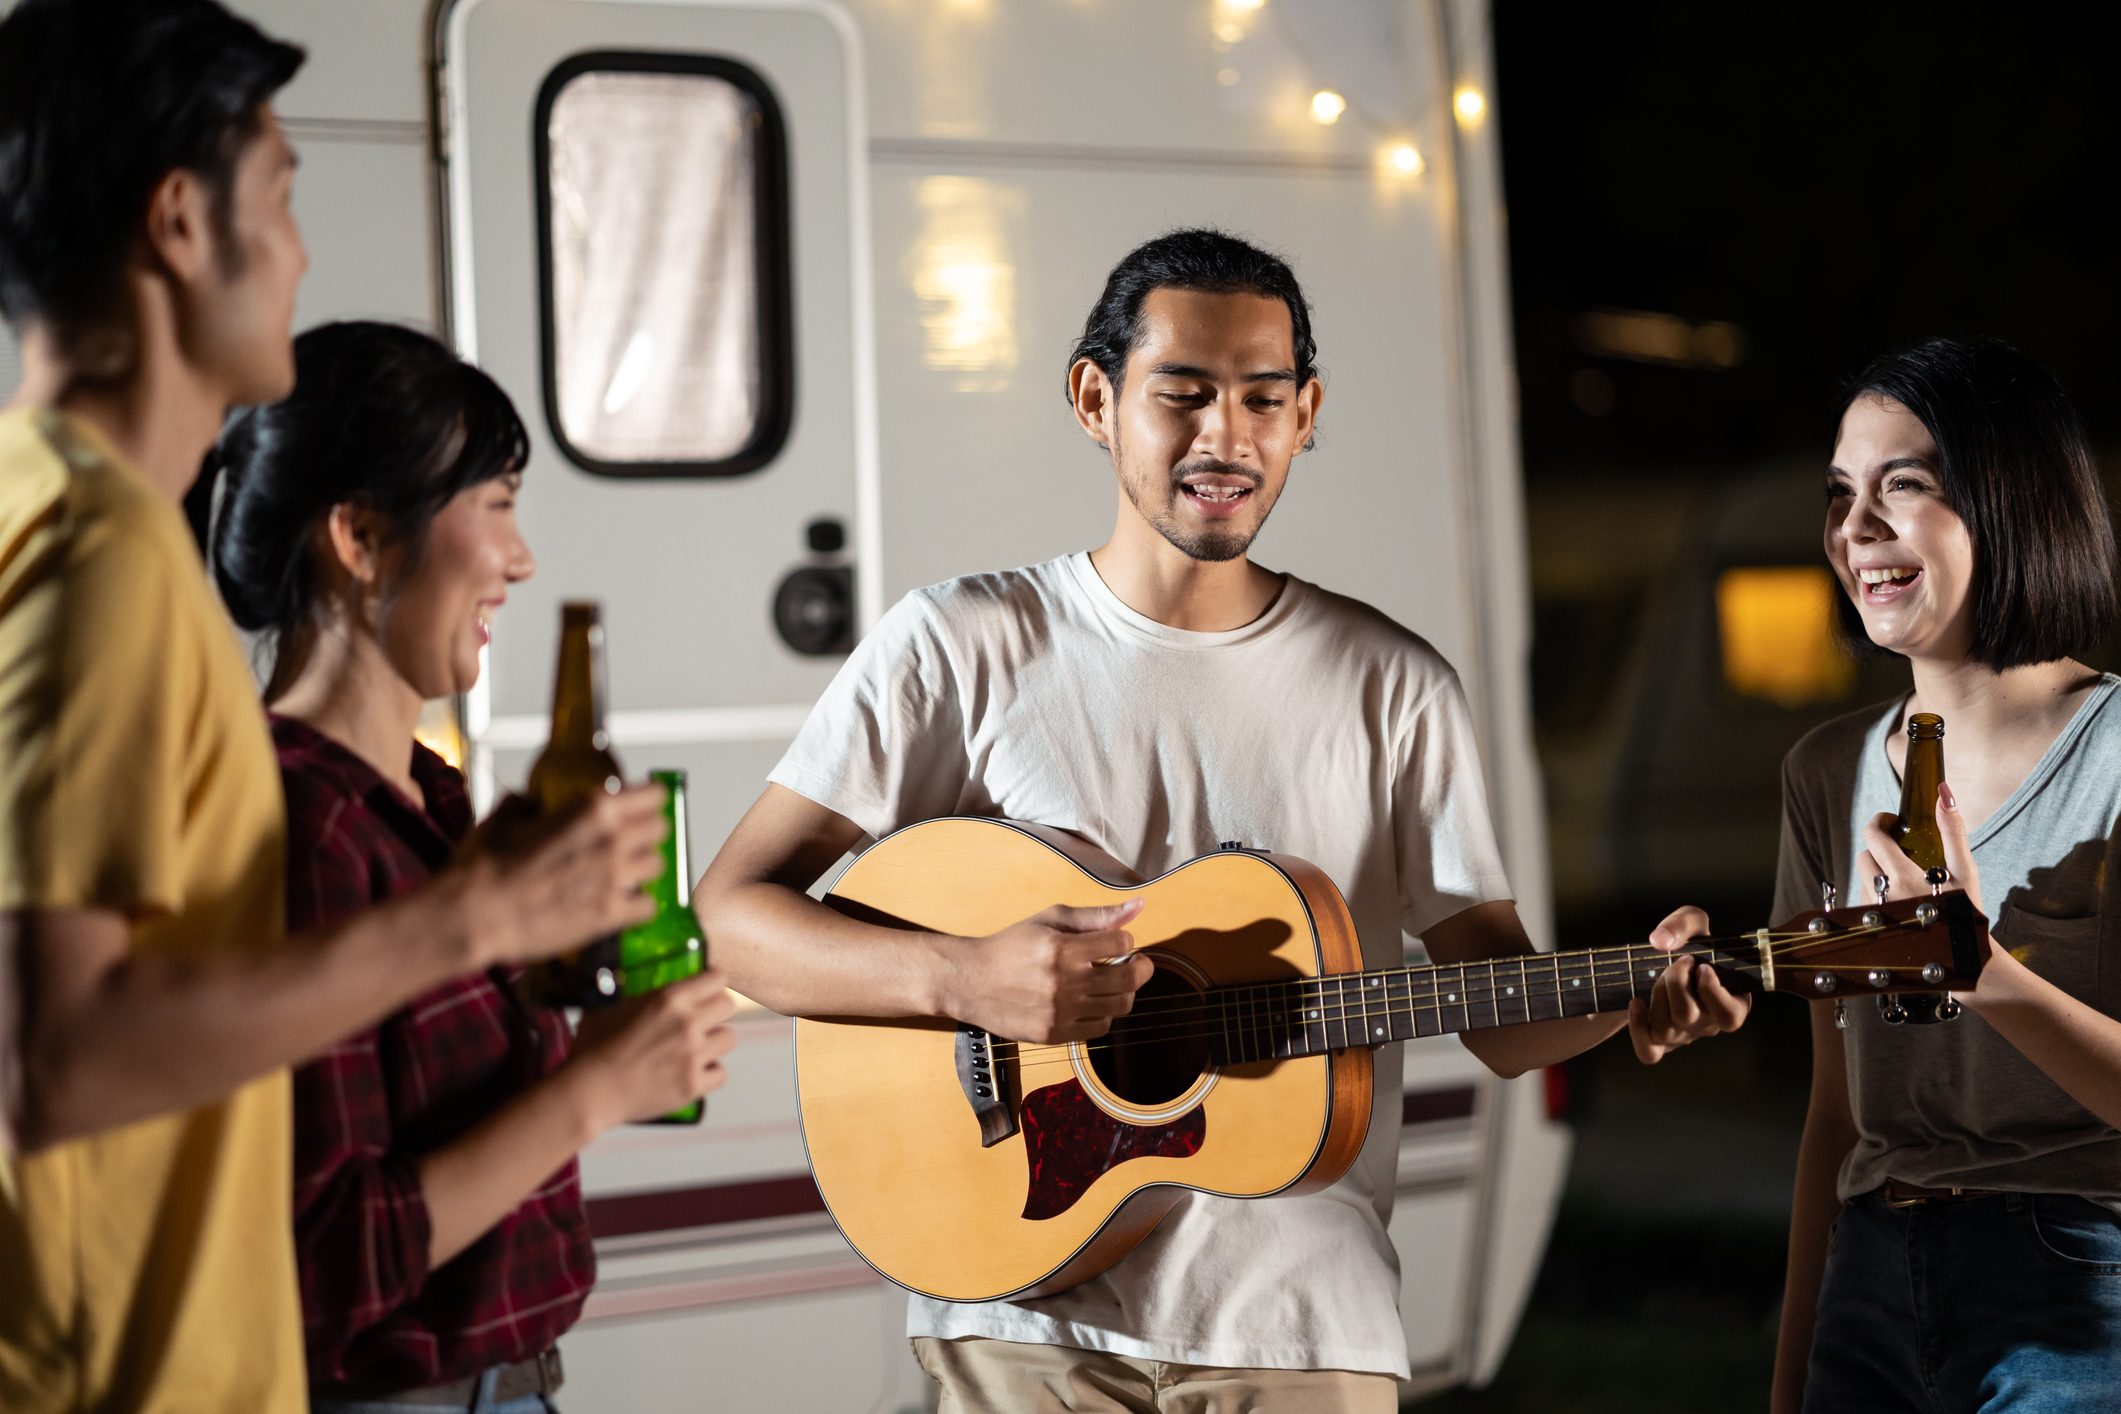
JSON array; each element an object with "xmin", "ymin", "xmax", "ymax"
[
  {"xmin": 550, "ymin": 615, "xmax": 608, "ymax": 751},
  {"xmin": 652, "ymin": 772, "xmax": 691, "ymax": 913}
]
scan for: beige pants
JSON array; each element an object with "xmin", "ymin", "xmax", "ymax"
[{"xmin": 911, "ymin": 1336, "xmax": 1401, "ymax": 1414}]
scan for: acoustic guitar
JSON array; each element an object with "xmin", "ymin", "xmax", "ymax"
[{"xmin": 794, "ymin": 818, "xmax": 1990, "ymax": 1303}]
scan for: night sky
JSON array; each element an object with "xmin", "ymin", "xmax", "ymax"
[{"xmin": 1497, "ymin": 2, "xmax": 2121, "ymax": 482}]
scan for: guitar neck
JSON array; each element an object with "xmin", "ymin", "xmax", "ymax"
[{"xmin": 1209, "ymin": 939, "xmax": 1763, "ymax": 1065}]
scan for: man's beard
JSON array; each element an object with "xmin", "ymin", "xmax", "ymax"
[{"xmin": 1115, "ymin": 434, "xmax": 1267, "ymax": 563}]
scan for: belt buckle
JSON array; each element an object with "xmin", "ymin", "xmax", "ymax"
[
  {"xmin": 538, "ymin": 1347, "xmax": 566, "ymax": 1394},
  {"xmin": 1885, "ymin": 1183, "xmax": 1962, "ymax": 1209}
]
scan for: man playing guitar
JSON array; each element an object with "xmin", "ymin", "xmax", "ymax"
[{"xmin": 698, "ymin": 229, "xmax": 1746, "ymax": 1410}]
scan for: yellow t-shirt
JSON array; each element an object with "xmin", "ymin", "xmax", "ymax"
[{"xmin": 0, "ymin": 409, "xmax": 304, "ymax": 1413}]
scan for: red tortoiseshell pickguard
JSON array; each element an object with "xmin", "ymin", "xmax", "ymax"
[{"xmin": 1018, "ymin": 1079, "xmax": 1206, "ymax": 1221}]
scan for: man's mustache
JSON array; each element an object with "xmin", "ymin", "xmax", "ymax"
[{"xmin": 1168, "ymin": 459, "xmax": 1262, "ymax": 490}]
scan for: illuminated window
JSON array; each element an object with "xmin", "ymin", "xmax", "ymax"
[
  {"xmin": 1716, "ymin": 566, "xmax": 1856, "ymax": 706},
  {"xmin": 537, "ymin": 53, "xmax": 792, "ymax": 477}
]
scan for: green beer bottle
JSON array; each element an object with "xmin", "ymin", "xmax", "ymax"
[
  {"xmin": 620, "ymin": 768, "xmax": 707, "ymax": 1125},
  {"xmin": 524, "ymin": 602, "xmax": 626, "ymax": 1009}
]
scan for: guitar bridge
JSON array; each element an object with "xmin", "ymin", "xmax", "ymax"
[{"xmin": 956, "ymin": 1024, "xmax": 1018, "ymax": 1147}]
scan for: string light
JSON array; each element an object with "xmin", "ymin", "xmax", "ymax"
[
  {"xmin": 1453, "ymin": 84, "xmax": 1487, "ymax": 127},
  {"xmin": 1309, "ymin": 89, "xmax": 1346, "ymax": 125},
  {"xmin": 1217, "ymin": 0, "xmax": 1266, "ymax": 12},
  {"xmin": 1382, "ymin": 141, "xmax": 1424, "ymax": 177}
]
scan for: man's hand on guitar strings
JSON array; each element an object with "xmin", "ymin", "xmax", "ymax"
[
  {"xmin": 1630, "ymin": 905, "xmax": 1753, "ymax": 1064},
  {"xmin": 941, "ymin": 899, "xmax": 1154, "ymax": 1044}
]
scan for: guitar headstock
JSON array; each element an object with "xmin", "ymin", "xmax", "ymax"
[{"xmin": 1759, "ymin": 889, "xmax": 1991, "ymax": 1001}]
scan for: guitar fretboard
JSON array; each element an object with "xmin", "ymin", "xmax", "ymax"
[{"xmin": 1203, "ymin": 942, "xmax": 1756, "ymax": 1065}]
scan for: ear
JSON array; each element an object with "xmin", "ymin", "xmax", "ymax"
[
  {"xmin": 1069, "ymin": 357, "xmax": 1116, "ymax": 451},
  {"xmin": 322, "ymin": 503, "xmax": 388, "ymax": 589},
  {"xmin": 1292, "ymin": 377, "xmax": 1323, "ymax": 453},
  {"xmin": 140, "ymin": 168, "xmax": 219, "ymax": 286}
]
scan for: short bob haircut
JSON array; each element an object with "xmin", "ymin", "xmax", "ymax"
[
  {"xmin": 1835, "ymin": 337, "xmax": 2117, "ymax": 670},
  {"xmin": 205, "ymin": 321, "xmax": 530, "ymax": 699}
]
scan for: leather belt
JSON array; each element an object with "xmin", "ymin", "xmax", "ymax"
[
  {"xmin": 1877, "ymin": 1178, "xmax": 2004, "ymax": 1208},
  {"xmin": 316, "ymin": 1349, "xmax": 564, "ymax": 1409}
]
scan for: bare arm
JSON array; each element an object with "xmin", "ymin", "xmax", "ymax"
[
  {"xmin": 1860, "ymin": 797, "xmax": 2121, "ymax": 1129},
  {"xmin": 2, "ymin": 788, "xmax": 666, "ymax": 1154},
  {"xmin": 1423, "ymin": 901, "xmax": 1750, "ymax": 1079},
  {"xmin": 696, "ymin": 785, "xmax": 1151, "ymax": 1041},
  {"xmin": 1964, "ymin": 949, "xmax": 2121, "ymax": 1129},
  {"xmin": 696, "ymin": 785, "xmax": 951, "ymax": 1018},
  {"xmin": 1773, "ymin": 1005, "xmax": 1856, "ymax": 1414},
  {"xmin": 416, "ymin": 972, "xmax": 736, "ymax": 1267}
]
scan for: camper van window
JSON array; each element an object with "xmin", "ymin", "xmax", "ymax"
[{"xmin": 536, "ymin": 53, "xmax": 793, "ymax": 478}]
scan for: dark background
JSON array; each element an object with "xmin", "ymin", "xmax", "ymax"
[{"xmin": 1428, "ymin": 6, "xmax": 2121, "ymax": 1409}]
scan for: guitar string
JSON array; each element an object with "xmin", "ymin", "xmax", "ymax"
[
  {"xmin": 988, "ymin": 923, "xmax": 1904, "ymax": 1042},
  {"xmin": 991, "ymin": 949, "xmax": 1932, "ymax": 1077},
  {"xmin": 983, "ymin": 923, "xmax": 1921, "ymax": 1063},
  {"xmin": 1021, "ymin": 921, "xmax": 1914, "ymax": 1027}
]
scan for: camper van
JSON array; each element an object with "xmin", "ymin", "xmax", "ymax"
[{"xmin": 0, "ymin": 1, "xmax": 1567, "ymax": 1406}]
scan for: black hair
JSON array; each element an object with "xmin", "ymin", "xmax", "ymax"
[
  {"xmin": 1833, "ymin": 336, "xmax": 2116, "ymax": 670},
  {"xmin": 1067, "ymin": 229, "xmax": 1320, "ymax": 399},
  {"xmin": 0, "ymin": 0, "xmax": 304, "ymax": 339},
  {"xmin": 206, "ymin": 321, "xmax": 530, "ymax": 698}
]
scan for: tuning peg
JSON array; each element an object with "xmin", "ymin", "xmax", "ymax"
[
  {"xmin": 1821, "ymin": 881, "xmax": 1838, "ymax": 912},
  {"xmin": 1874, "ymin": 873, "xmax": 1890, "ymax": 907},
  {"xmin": 1937, "ymin": 997, "xmax": 1963, "ymax": 1021},
  {"xmin": 1878, "ymin": 995, "xmax": 1910, "ymax": 1025},
  {"xmin": 1925, "ymin": 866, "xmax": 1948, "ymax": 897},
  {"xmin": 1834, "ymin": 999, "xmax": 1849, "ymax": 1030}
]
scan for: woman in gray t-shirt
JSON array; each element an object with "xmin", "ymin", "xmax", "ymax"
[{"xmin": 1658, "ymin": 338, "xmax": 2121, "ymax": 1414}]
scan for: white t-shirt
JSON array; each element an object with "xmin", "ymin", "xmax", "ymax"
[{"xmin": 771, "ymin": 552, "xmax": 1512, "ymax": 1376}]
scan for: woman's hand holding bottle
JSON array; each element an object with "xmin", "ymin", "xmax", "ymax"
[
  {"xmin": 566, "ymin": 970, "xmax": 738, "ymax": 1128},
  {"xmin": 455, "ymin": 784, "xmax": 671, "ymax": 969}
]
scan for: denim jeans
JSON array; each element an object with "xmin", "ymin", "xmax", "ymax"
[
  {"xmin": 311, "ymin": 1366, "xmax": 559, "ymax": 1414},
  {"xmin": 1805, "ymin": 1191, "xmax": 2121, "ymax": 1413}
]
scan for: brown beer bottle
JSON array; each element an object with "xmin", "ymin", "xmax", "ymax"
[
  {"xmin": 524, "ymin": 601, "xmax": 626, "ymax": 1008},
  {"xmin": 1894, "ymin": 712, "xmax": 1947, "ymax": 873}
]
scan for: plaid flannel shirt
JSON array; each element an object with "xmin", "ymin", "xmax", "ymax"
[{"xmin": 275, "ymin": 715, "xmax": 594, "ymax": 1391}]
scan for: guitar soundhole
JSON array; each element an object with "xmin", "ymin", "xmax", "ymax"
[{"xmin": 1088, "ymin": 965, "xmax": 1208, "ymax": 1106}]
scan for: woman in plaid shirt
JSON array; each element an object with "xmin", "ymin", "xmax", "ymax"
[{"xmin": 203, "ymin": 321, "xmax": 736, "ymax": 1413}]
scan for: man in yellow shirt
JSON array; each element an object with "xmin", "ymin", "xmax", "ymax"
[{"xmin": 0, "ymin": 3, "xmax": 673, "ymax": 1409}]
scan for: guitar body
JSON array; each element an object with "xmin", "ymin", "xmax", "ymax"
[{"xmin": 794, "ymin": 818, "xmax": 1370, "ymax": 1303}]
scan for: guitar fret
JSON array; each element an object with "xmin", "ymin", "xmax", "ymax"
[
  {"xmin": 1389, "ymin": 970, "xmax": 1417, "ymax": 1043},
  {"xmin": 1414, "ymin": 966, "xmax": 1442, "ymax": 1038},
  {"xmin": 1593, "ymin": 946, "xmax": 1636, "ymax": 1013},
  {"xmin": 1521, "ymin": 955, "xmax": 1562, "ymax": 1023}
]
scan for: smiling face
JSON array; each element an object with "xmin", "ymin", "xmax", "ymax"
[
  {"xmin": 372, "ymin": 473, "xmax": 536, "ymax": 699},
  {"xmin": 1079, "ymin": 287, "xmax": 1320, "ymax": 564},
  {"xmin": 1826, "ymin": 393, "xmax": 1977, "ymax": 662}
]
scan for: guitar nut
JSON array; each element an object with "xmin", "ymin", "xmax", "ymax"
[
  {"xmin": 1921, "ymin": 963, "xmax": 1945, "ymax": 984},
  {"xmin": 1807, "ymin": 918, "xmax": 1832, "ymax": 934},
  {"xmin": 1866, "ymin": 969, "xmax": 1891, "ymax": 989},
  {"xmin": 1916, "ymin": 903, "xmax": 1939, "ymax": 926},
  {"xmin": 1813, "ymin": 972, "xmax": 1837, "ymax": 994},
  {"xmin": 1861, "ymin": 911, "xmax": 1884, "ymax": 928}
]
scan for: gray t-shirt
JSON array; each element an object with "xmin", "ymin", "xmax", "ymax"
[{"xmin": 1772, "ymin": 675, "xmax": 2121, "ymax": 1201}]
